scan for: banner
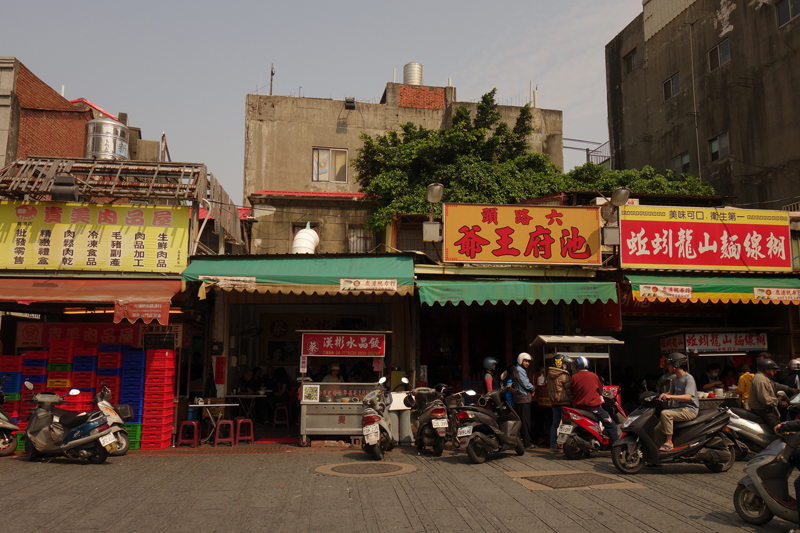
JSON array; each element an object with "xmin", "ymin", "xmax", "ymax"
[
  {"xmin": 443, "ymin": 203, "xmax": 601, "ymax": 265},
  {"xmin": 16, "ymin": 322, "xmax": 140, "ymax": 348},
  {"xmin": 620, "ymin": 206, "xmax": 791, "ymax": 272},
  {"xmin": 301, "ymin": 332, "xmax": 385, "ymax": 357},
  {"xmin": 0, "ymin": 201, "xmax": 189, "ymax": 273}
]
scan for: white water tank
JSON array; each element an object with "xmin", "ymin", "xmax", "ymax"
[
  {"xmin": 85, "ymin": 117, "xmax": 129, "ymax": 160},
  {"xmin": 403, "ymin": 62, "xmax": 423, "ymax": 85},
  {"xmin": 291, "ymin": 222, "xmax": 319, "ymax": 254}
]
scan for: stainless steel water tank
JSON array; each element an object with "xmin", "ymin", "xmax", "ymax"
[
  {"xmin": 85, "ymin": 117, "xmax": 129, "ymax": 160},
  {"xmin": 403, "ymin": 62, "xmax": 423, "ymax": 85}
]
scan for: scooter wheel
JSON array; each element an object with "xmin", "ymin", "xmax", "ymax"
[
  {"xmin": 466, "ymin": 440, "xmax": 487, "ymax": 464},
  {"xmin": 25, "ymin": 439, "xmax": 40, "ymax": 462},
  {"xmin": 432, "ymin": 436, "xmax": 445, "ymax": 457},
  {"xmin": 733, "ymin": 484, "xmax": 774, "ymax": 525},
  {"xmin": 562, "ymin": 437, "xmax": 584, "ymax": 461},
  {"xmin": 370, "ymin": 443, "xmax": 384, "ymax": 461},
  {"xmin": 611, "ymin": 442, "xmax": 644, "ymax": 474},
  {"xmin": 515, "ymin": 442, "xmax": 525, "ymax": 456},
  {"xmin": 111, "ymin": 430, "xmax": 129, "ymax": 456},
  {"xmin": 705, "ymin": 444, "xmax": 736, "ymax": 473},
  {"xmin": 0, "ymin": 430, "xmax": 16, "ymax": 457},
  {"xmin": 87, "ymin": 442, "xmax": 109, "ymax": 465}
]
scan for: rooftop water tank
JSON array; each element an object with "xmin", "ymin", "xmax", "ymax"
[
  {"xmin": 85, "ymin": 117, "xmax": 129, "ymax": 160},
  {"xmin": 292, "ymin": 222, "xmax": 319, "ymax": 254},
  {"xmin": 403, "ymin": 62, "xmax": 423, "ymax": 86}
]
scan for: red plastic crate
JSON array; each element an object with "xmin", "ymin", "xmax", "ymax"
[
  {"xmin": 15, "ymin": 421, "xmax": 27, "ymax": 431},
  {"xmin": 47, "ymin": 371, "xmax": 71, "ymax": 381},
  {"xmin": 142, "ymin": 423, "xmax": 173, "ymax": 436},
  {"xmin": 73, "ymin": 348, "xmax": 99, "ymax": 356},
  {"xmin": 65, "ymin": 392, "xmax": 94, "ymax": 403},
  {"xmin": 0, "ymin": 356, "xmax": 23, "ymax": 372},
  {"xmin": 96, "ymin": 376, "xmax": 121, "ymax": 391},
  {"xmin": 3, "ymin": 400, "xmax": 20, "ymax": 414},
  {"xmin": 47, "ymin": 352, "xmax": 73, "ymax": 363},
  {"xmin": 98, "ymin": 353, "xmax": 123, "ymax": 368},
  {"xmin": 23, "ymin": 351, "xmax": 48, "ymax": 358},
  {"xmin": 146, "ymin": 349, "xmax": 174, "ymax": 358},
  {"xmin": 140, "ymin": 436, "xmax": 172, "ymax": 450},
  {"xmin": 49, "ymin": 387, "xmax": 70, "ymax": 396},
  {"xmin": 143, "ymin": 391, "xmax": 173, "ymax": 402},
  {"xmin": 23, "ymin": 367, "xmax": 47, "ymax": 375},
  {"xmin": 71, "ymin": 372, "xmax": 96, "ymax": 388}
]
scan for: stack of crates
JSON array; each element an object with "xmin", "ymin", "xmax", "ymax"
[
  {"xmin": 97, "ymin": 349, "xmax": 124, "ymax": 403},
  {"xmin": 140, "ymin": 349, "xmax": 174, "ymax": 450},
  {"xmin": 22, "ymin": 352, "xmax": 48, "ymax": 393},
  {"xmin": 71, "ymin": 348, "xmax": 98, "ymax": 395},
  {"xmin": 120, "ymin": 351, "xmax": 146, "ymax": 428},
  {"xmin": 1, "ymin": 354, "xmax": 25, "ymax": 450}
]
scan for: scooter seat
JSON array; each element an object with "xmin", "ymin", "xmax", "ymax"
[
  {"xmin": 673, "ymin": 409, "xmax": 718, "ymax": 431},
  {"xmin": 730, "ymin": 407, "xmax": 765, "ymax": 425},
  {"xmin": 58, "ymin": 411, "xmax": 90, "ymax": 429},
  {"xmin": 571, "ymin": 408, "xmax": 600, "ymax": 422}
]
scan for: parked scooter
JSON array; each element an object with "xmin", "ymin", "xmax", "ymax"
[
  {"xmin": 404, "ymin": 384, "xmax": 450, "ymax": 456},
  {"xmin": 442, "ymin": 388, "xmax": 477, "ymax": 448},
  {"xmin": 611, "ymin": 392, "xmax": 735, "ymax": 474},
  {"xmin": 455, "ymin": 384, "xmax": 525, "ymax": 464},
  {"xmin": 558, "ymin": 385, "xmax": 627, "ymax": 460},
  {"xmin": 23, "ymin": 381, "xmax": 118, "ymax": 464},
  {"xmin": 361, "ymin": 377, "xmax": 403, "ymax": 460},
  {"xmin": 0, "ymin": 374, "xmax": 20, "ymax": 457},
  {"xmin": 725, "ymin": 406, "xmax": 774, "ymax": 461}
]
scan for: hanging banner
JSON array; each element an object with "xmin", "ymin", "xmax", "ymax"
[
  {"xmin": 443, "ymin": 203, "xmax": 601, "ymax": 265},
  {"xmin": 620, "ymin": 206, "xmax": 791, "ymax": 272},
  {"xmin": 16, "ymin": 322, "xmax": 140, "ymax": 348},
  {"xmin": 0, "ymin": 200, "xmax": 189, "ymax": 273},
  {"xmin": 301, "ymin": 332, "xmax": 385, "ymax": 357}
]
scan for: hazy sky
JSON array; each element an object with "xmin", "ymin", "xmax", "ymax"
[{"xmin": 2, "ymin": 1, "xmax": 643, "ymax": 204}]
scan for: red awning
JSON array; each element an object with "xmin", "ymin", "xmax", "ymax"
[{"xmin": 0, "ymin": 278, "xmax": 181, "ymax": 325}]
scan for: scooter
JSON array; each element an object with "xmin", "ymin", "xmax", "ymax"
[
  {"xmin": 611, "ymin": 392, "xmax": 735, "ymax": 474},
  {"xmin": 404, "ymin": 384, "xmax": 449, "ymax": 456},
  {"xmin": 442, "ymin": 388, "xmax": 477, "ymax": 448},
  {"xmin": 91, "ymin": 382, "xmax": 134, "ymax": 456},
  {"xmin": 455, "ymin": 384, "xmax": 525, "ymax": 464},
  {"xmin": 361, "ymin": 377, "xmax": 402, "ymax": 460},
  {"xmin": 558, "ymin": 385, "xmax": 627, "ymax": 460},
  {"xmin": 0, "ymin": 374, "xmax": 20, "ymax": 457},
  {"xmin": 23, "ymin": 381, "xmax": 118, "ymax": 464},
  {"xmin": 725, "ymin": 406, "xmax": 774, "ymax": 461}
]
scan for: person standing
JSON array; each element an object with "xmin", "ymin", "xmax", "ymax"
[
  {"xmin": 750, "ymin": 358, "xmax": 795, "ymax": 430},
  {"xmin": 546, "ymin": 355, "xmax": 573, "ymax": 453},
  {"xmin": 511, "ymin": 352, "xmax": 534, "ymax": 449},
  {"xmin": 482, "ymin": 357, "xmax": 499, "ymax": 394},
  {"xmin": 736, "ymin": 363, "xmax": 754, "ymax": 409},
  {"xmin": 570, "ymin": 356, "xmax": 619, "ymax": 445}
]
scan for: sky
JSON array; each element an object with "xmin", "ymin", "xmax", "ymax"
[{"xmin": 1, "ymin": 1, "xmax": 643, "ymax": 204}]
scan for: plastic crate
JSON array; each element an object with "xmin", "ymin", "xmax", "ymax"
[
  {"xmin": 47, "ymin": 363, "xmax": 72, "ymax": 372},
  {"xmin": 98, "ymin": 353, "xmax": 123, "ymax": 368},
  {"xmin": 47, "ymin": 352, "xmax": 73, "ymax": 364},
  {"xmin": 47, "ymin": 379, "xmax": 71, "ymax": 388},
  {"xmin": 140, "ymin": 435, "xmax": 172, "ymax": 450},
  {"xmin": 23, "ymin": 359, "xmax": 47, "ymax": 368},
  {"xmin": 3, "ymin": 399, "xmax": 20, "ymax": 414},
  {"xmin": 143, "ymin": 391, "xmax": 173, "ymax": 402},
  {"xmin": 73, "ymin": 348, "xmax": 98, "ymax": 356},
  {"xmin": 100, "ymin": 344, "xmax": 132, "ymax": 353},
  {"xmin": 1, "ymin": 373, "xmax": 21, "ymax": 393},
  {"xmin": 23, "ymin": 351, "xmax": 48, "ymax": 358},
  {"xmin": 64, "ymin": 392, "xmax": 94, "ymax": 404},
  {"xmin": 21, "ymin": 375, "xmax": 46, "ymax": 384},
  {"xmin": 72, "ymin": 371, "xmax": 96, "ymax": 383},
  {"xmin": 96, "ymin": 376, "xmax": 121, "ymax": 390},
  {"xmin": 128, "ymin": 440, "xmax": 141, "ymax": 450},
  {"xmin": 22, "ymin": 367, "xmax": 46, "ymax": 376},
  {"xmin": 98, "ymin": 368, "xmax": 121, "ymax": 377},
  {"xmin": 122, "ymin": 351, "xmax": 146, "ymax": 364},
  {"xmin": 47, "ymin": 371, "xmax": 71, "ymax": 381},
  {"xmin": 72, "ymin": 357, "xmax": 98, "ymax": 372},
  {"xmin": 0, "ymin": 356, "xmax": 23, "ymax": 372},
  {"xmin": 51, "ymin": 338, "xmax": 82, "ymax": 350},
  {"xmin": 146, "ymin": 349, "xmax": 175, "ymax": 359},
  {"xmin": 4, "ymin": 393, "xmax": 20, "ymax": 401},
  {"xmin": 124, "ymin": 423, "xmax": 143, "ymax": 440},
  {"xmin": 16, "ymin": 432, "xmax": 25, "ymax": 451}
]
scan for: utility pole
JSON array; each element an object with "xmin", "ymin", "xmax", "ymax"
[{"xmin": 270, "ymin": 63, "xmax": 274, "ymax": 96}]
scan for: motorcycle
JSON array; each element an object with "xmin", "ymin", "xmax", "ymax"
[
  {"xmin": 558, "ymin": 385, "xmax": 627, "ymax": 460},
  {"xmin": 454, "ymin": 384, "xmax": 525, "ymax": 464},
  {"xmin": 0, "ymin": 375, "xmax": 20, "ymax": 457},
  {"xmin": 611, "ymin": 392, "xmax": 735, "ymax": 474},
  {"xmin": 404, "ymin": 384, "xmax": 450, "ymax": 456},
  {"xmin": 361, "ymin": 377, "xmax": 402, "ymax": 460},
  {"xmin": 725, "ymin": 406, "xmax": 774, "ymax": 461},
  {"xmin": 442, "ymin": 388, "xmax": 477, "ymax": 448},
  {"xmin": 22, "ymin": 380, "xmax": 118, "ymax": 464},
  {"xmin": 91, "ymin": 382, "xmax": 134, "ymax": 456}
]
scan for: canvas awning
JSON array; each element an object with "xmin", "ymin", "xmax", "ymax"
[
  {"xmin": 626, "ymin": 274, "xmax": 800, "ymax": 305},
  {"xmin": 0, "ymin": 278, "xmax": 181, "ymax": 324},
  {"xmin": 182, "ymin": 255, "xmax": 415, "ymax": 297},
  {"xmin": 415, "ymin": 280, "xmax": 617, "ymax": 307}
]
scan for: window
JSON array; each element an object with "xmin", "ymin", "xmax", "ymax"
[
  {"xmin": 663, "ymin": 73, "xmax": 680, "ymax": 101},
  {"xmin": 671, "ymin": 152, "xmax": 690, "ymax": 173},
  {"xmin": 312, "ymin": 148, "xmax": 347, "ymax": 183},
  {"xmin": 709, "ymin": 40, "xmax": 731, "ymax": 71},
  {"xmin": 347, "ymin": 226, "xmax": 374, "ymax": 253},
  {"xmin": 778, "ymin": 0, "xmax": 800, "ymax": 26},
  {"xmin": 624, "ymin": 49, "xmax": 638, "ymax": 74},
  {"xmin": 709, "ymin": 132, "xmax": 730, "ymax": 162}
]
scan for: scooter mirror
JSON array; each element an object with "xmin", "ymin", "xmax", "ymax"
[
  {"xmin": 378, "ymin": 377, "xmax": 387, "ymax": 384},
  {"xmin": 24, "ymin": 381, "xmax": 34, "ymax": 391},
  {"xmin": 401, "ymin": 377, "xmax": 409, "ymax": 384},
  {"xmin": 641, "ymin": 380, "xmax": 648, "ymax": 391},
  {"xmin": 465, "ymin": 390, "xmax": 476, "ymax": 396},
  {"xmin": 68, "ymin": 389, "xmax": 81, "ymax": 396}
]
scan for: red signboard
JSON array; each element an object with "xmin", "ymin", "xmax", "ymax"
[
  {"xmin": 17, "ymin": 322, "xmax": 140, "ymax": 348},
  {"xmin": 214, "ymin": 356, "xmax": 226, "ymax": 385},
  {"xmin": 301, "ymin": 333, "xmax": 385, "ymax": 357},
  {"xmin": 620, "ymin": 206, "xmax": 791, "ymax": 272},
  {"xmin": 114, "ymin": 302, "xmax": 170, "ymax": 325}
]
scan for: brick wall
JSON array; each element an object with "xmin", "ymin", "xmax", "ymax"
[
  {"xmin": 17, "ymin": 109, "xmax": 88, "ymax": 159},
  {"xmin": 398, "ymin": 86, "xmax": 445, "ymax": 109}
]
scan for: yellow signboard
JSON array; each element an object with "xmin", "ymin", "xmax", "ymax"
[
  {"xmin": 442, "ymin": 203, "xmax": 601, "ymax": 265},
  {"xmin": 0, "ymin": 201, "xmax": 188, "ymax": 273}
]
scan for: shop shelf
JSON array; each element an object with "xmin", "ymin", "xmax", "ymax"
[
  {"xmin": 47, "ymin": 379, "xmax": 71, "ymax": 388},
  {"xmin": 0, "ymin": 356, "xmax": 23, "ymax": 372},
  {"xmin": 23, "ymin": 359, "xmax": 47, "ymax": 368},
  {"xmin": 21, "ymin": 375, "xmax": 46, "ymax": 384},
  {"xmin": 22, "ymin": 367, "xmax": 46, "ymax": 375},
  {"xmin": 47, "ymin": 363, "xmax": 72, "ymax": 372},
  {"xmin": 47, "ymin": 352, "xmax": 73, "ymax": 364},
  {"xmin": 47, "ymin": 371, "xmax": 71, "ymax": 381},
  {"xmin": 98, "ymin": 368, "xmax": 121, "ymax": 377}
]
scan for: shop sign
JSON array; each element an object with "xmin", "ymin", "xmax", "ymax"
[
  {"xmin": 214, "ymin": 356, "xmax": 226, "ymax": 385},
  {"xmin": 0, "ymin": 200, "xmax": 188, "ymax": 273},
  {"xmin": 620, "ymin": 206, "xmax": 791, "ymax": 272},
  {"xmin": 198, "ymin": 275, "xmax": 256, "ymax": 290},
  {"xmin": 659, "ymin": 334, "xmax": 686, "ymax": 354},
  {"xmin": 300, "ymin": 355, "xmax": 308, "ymax": 373},
  {"xmin": 301, "ymin": 332, "xmax": 385, "ymax": 357},
  {"xmin": 442, "ymin": 203, "xmax": 601, "ymax": 265},
  {"xmin": 16, "ymin": 322, "xmax": 140, "ymax": 348},
  {"xmin": 640, "ymin": 284, "xmax": 693, "ymax": 299},
  {"xmin": 685, "ymin": 332, "xmax": 767, "ymax": 353},
  {"xmin": 754, "ymin": 287, "xmax": 800, "ymax": 301},
  {"xmin": 114, "ymin": 301, "xmax": 170, "ymax": 325},
  {"xmin": 339, "ymin": 279, "xmax": 397, "ymax": 292}
]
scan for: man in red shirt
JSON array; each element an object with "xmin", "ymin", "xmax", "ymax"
[{"xmin": 570, "ymin": 357, "xmax": 619, "ymax": 444}]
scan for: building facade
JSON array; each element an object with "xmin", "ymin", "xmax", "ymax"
[{"xmin": 606, "ymin": 0, "xmax": 800, "ymax": 208}]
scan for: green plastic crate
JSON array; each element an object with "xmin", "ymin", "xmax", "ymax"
[
  {"xmin": 47, "ymin": 363, "xmax": 72, "ymax": 372},
  {"xmin": 4, "ymin": 393, "xmax": 20, "ymax": 401},
  {"xmin": 15, "ymin": 432, "xmax": 25, "ymax": 451},
  {"xmin": 124, "ymin": 423, "xmax": 142, "ymax": 440},
  {"xmin": 128, "ymin": 440, "xmax": 141, "ymax": 450}
]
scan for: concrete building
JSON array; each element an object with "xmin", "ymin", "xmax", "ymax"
[
  {"xmin": 243, "ymin": 70, "xmax": 564, "ymax": 254},
  {"xmin": 605, "ymin": 0, "xmax": 800, "ymax": 208}
]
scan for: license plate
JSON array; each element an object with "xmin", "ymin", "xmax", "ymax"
[
  {"xmin": 457, "ymin": 426, "xmax": 472, "ymax": 437},
  {"xmin": 365, "ymin": 432, "xmax": 379, "ymax": 445},
  {"xmin": 99, "ymin": 433, "xmax": 116, "ymax": 447},
  {"xmin": 432, "ymin": 419, "xmax": 448, "ymax": 428},
  {"xmin": 557, "ymin": 424, "xmax": 573, "ymax": 435},
  {"xmin": 363, "ymin": 423, "xmax": 379, "ymax": 436}
]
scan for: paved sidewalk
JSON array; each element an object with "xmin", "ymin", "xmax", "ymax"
[{"xmin": 0, "ymin": 445, "xmax": 793, "ymax": 533}]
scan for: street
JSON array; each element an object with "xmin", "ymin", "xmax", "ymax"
[{"xmin": 0, "ymin": 444, "xmax": 792, "ymax": 533}]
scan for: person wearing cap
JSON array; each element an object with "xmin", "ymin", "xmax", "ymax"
[
  {"xmin": 322, "ymin": 364, "xmax": 343, "ymax": 383},
  {"xmin": 546, "ymin": 354, "xmax": 573, "ymax": 452},
  {"xmin": 655, "ymin": 352, "xmax": 699, "ymax": 452},
  {"xmin": 511, "ymin": 352, "xmax": 535, "ymax": 449},
  {"xmin": 750, "ymin": 358, "xmax": 795, "ymax": 430}
]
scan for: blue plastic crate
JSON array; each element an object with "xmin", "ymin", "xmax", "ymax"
[
  {"xmin": 77, "ymin": 388, "xmax": 96, "ymax": 394},
  {"xmin": 23, "ymin": 358, "xmax": 47, "ymax": 367},
  {"xmin": 72, "ymin": 356, "xmax": 97, "ymax": 367},
  {"xmin": 99, "ymin": 344, "xmax": 132, "ymax": 353},
  {"xmin": 98, "ymin": 368, "xmax": 121, "ymax": 377},
  {"xmin": 122, "ymin": 353, "xmax": 146, "ymax": 368},
  {"xmin": 120, "ymin": 393, "xmax": 144, "ymax": 402},
  {"xmin": 21, "ymin": 375, "xmax": 46, "ymax": 383},
  {"xmin": 1, "ymin": 372, "xmax": 21, "ymax": 393}
]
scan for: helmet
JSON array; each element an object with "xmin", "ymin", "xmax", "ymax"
[
  {"xmin": 757, "ymin": 358, "xmax": 780, "ymax": 372},
  {"xmin": 789, "ymin": 359, "xmax": 800, "ymax": 371},
  {"xmin": 666, "ymin": 352, "xmax": 688, "ymax": 368},
  {"xmin": 560, "ymin": 356, "xmax": 574, "ymax": 367},
  {"xmin": 483, "ymin": 357, "xmax": 499, "ymax": 371},
  {"xmin": 517, "ymin": 352, "xmax": 532, "ymax": 365},
  {"xmin": 575, "ymin": 356, "xmax": 589, "ymax": 371}
]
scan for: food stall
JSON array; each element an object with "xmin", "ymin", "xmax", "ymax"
[{"xmin": 298, "ymin": 330, "xmax": 387, "ymax": 446}]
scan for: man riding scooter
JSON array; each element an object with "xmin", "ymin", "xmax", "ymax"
[
  {"xmin": 570, "ymin": 356, "xmax": 619, "ymax": 446},
  {"xmin": 656, "ymin": 351, "xmax": 698, "ymax": 453},
  {"xmin": 750, "ymin": 358, "xmax": 796, "ymax": 431}
]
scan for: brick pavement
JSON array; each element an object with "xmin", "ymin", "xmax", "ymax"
[{"xmin": 0, "ymin": 445, "xmax": 793, "ymax": 533}]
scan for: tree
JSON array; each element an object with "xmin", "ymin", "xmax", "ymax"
[{"xmin": 353, "ymin": 90, "xmax": 713, "ymax": 231}]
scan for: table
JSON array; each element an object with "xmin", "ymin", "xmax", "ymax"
[
  {"xmin": 227, "ymin": 393, "xmax": 272, "ymax": 424},
  {"xmin": 189, "ymin": 403, "xmax": 238, "ymax": 444}
]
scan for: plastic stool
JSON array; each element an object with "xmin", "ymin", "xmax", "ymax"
[
  {"xmin": 234, "ymin": 417, "xmax": 254, "ymax": 445},
  {"xmin": 273, "ymin": 403, "xmax": 290, "ymax": 429},
  {"xmin": 213, "ymin": 419, "xmax": 236, "ymax": 447},
  {"xmin": 176, "ymin": 421, "xmax": 200, "ymax": 448}
]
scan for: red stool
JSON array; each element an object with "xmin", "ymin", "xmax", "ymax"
[
  {"xmin": 213, "ymin": 419, "xmax": 236, "ymax": 447},
  {"xmin": 234, "ymin": 417, "xmax": 254, "ymax": 445},
  {"xmin": 176, "ymin": 421, "xmax": 200, "ymax": 448},
  {"xmin": 273, "ymin": 403, "xmax": 290, "ymax": 429}
]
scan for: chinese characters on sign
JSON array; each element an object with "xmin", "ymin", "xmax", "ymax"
[
  {"xmin": 442, "ymin": 203, "xmax": 601, "ymax": 265},
  {"xmin": 754, "ymin": 288, "xmax": 800, "ymax": 301},
  {"xmin": 16, "ymin": 322, "xmax": 140, "ymax": 348},
  {"xmin": 659, "ymin": 334, "xmax": 686, "ymax": 353},
  {"xmin": 659, "ymin": 332, "xmax": 767, "ymax": 353},
  {"xmin": 620, "ymin": 206, "xmax": 791, "ymax": 272},
  {"xmin": 0, "ymin": 201, "xmax": 188, "ymax": 273},
  {"xmin": 339, "ymin": 279, "xmax": 398, "ymax": 292},
  {"xmin": 301, "ymin": 333, "xmax": 385, "ymax": 357},
  {"xmin": 640, "ymin": 285, "xmax": 693, "ymax": 299}
]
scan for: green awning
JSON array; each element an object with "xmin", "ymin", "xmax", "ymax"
[
  {"xmin": 416, "ymin": 280, "xmax": 618, "ymax": 307},
  {"xmin": 626, "ymin": 274, "xmax": 800, "ymax": 305},
  {"xmin": 183, "ymin": 255, "xmax": 415, "ymax": 297}
]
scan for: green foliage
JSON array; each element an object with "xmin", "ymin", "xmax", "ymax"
[{"xmin": 353, "ymin": 91, "xmax": 714, "ymax": 231}]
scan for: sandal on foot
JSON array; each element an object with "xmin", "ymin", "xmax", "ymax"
[{"xmin": 659, "ymin": 444, "xmax": 673, "ymax": 452}]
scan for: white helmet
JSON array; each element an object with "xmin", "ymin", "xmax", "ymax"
[{"xmin": 517, "ymin": 352, "xmax": 532, "ymax": 365}]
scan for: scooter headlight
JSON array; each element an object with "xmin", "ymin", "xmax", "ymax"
[{"xmin": 621, "ymin": 415, "xmax": 640, "ymax": 429}]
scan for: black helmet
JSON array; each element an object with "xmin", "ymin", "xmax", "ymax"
[
  {"xmin": 757, "ymin": 358, "xmax": 780, "ymax": 372},
  {"xmin": 483, "ymin": 357, "xmax": 498, "ymax": 371},
  {"xmin": 666, "ymin": 352, "xmax": 688, "ymax": 368}
]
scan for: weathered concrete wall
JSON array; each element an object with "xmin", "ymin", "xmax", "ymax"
[
  {"xmin": 0, "ymin": 57, "xmax": 19, "ymax": 168},
  {"xmin": 607, "ymin": 0, "xmax": 800, "ymax": 207}
]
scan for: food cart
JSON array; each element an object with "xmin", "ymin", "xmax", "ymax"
[{"xmin": 298, "ymin": 330, "xmax": 387, "ymax": 446}]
